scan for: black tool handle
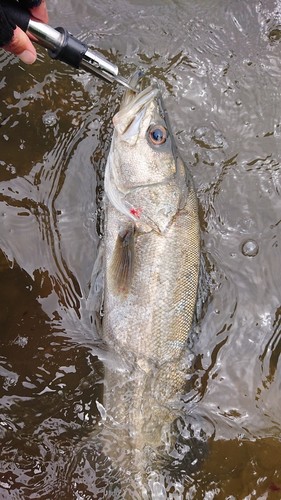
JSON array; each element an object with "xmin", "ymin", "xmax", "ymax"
[
  {"xmin": 48, "ymin": 27, "xmax": 87, "ymax": 68},
  {"xmin": 0, "ymin": 0, "xmax": 30, "ymax": 32}
]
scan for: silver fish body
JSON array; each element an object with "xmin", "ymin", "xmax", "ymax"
[{"xmin": 97, "ymin": 84, "xmax": 200, "ymax": 471}]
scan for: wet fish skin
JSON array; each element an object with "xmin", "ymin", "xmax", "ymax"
[{"xmin": 100, "ymin": 84, "xmax": 200, "ymax": 464}]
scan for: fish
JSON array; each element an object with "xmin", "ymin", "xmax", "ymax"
[{"xmin": 90, "ymin": 77, "xmax": 201, "ymax": 484}]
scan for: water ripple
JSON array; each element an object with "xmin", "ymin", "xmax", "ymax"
[{"xmin": 1, "ymin": 0, "xmax": 281, "ymax": 497}]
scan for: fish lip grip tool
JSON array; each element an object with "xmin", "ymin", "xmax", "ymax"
[{"xmin": 0, "ymin": 0, "xmax": 136, "ymax": 91}]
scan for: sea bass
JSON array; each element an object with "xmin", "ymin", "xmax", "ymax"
[{"xmin": 95, "ymin": 82, "xmax": 200, "ymax": 475}]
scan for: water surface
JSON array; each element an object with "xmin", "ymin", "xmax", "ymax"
[{"xmin": 1, "ymin": 0, "xmax": 281, "ymax": 497}]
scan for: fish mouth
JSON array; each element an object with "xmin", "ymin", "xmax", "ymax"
[
  {"xmin": 119, "ymin": 85, "xmax": 159, "ymax": 114},
  {"xmin": 113, "ymin": 73, "xmax": 160, "ymax": 132},
  {"xmin": 121, "ymin": 70, "xmax": 147, "ymax": 105}
]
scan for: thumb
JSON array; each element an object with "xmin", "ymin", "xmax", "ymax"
[{"xmin": 4, "ymin": 26, "xmax": 37, "ymax": 64}]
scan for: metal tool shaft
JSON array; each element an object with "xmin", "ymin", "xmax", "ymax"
[{"xmin": 27, "ymin": 19, "xmax": 63, "ymax": 51}]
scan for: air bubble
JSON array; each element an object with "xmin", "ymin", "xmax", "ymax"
[
  {"xmin": 42, "ymin": 112, "xmax": 58, "ymax": 127},
  {"xmin": 268, "ymin": 26, "xmax": 281, "ymax": 42},
  {"xmin": 241, "ymin": 239, "xmax": 259, "ymax": 257}
]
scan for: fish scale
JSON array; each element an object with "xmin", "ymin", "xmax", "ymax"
[
  {"xmin": 96, "ymin": 83, "xmax": 200, "ymax": 479},
  {"xmin": 104, "ymin": 185, "xmax": 199, "ymax": 366}
]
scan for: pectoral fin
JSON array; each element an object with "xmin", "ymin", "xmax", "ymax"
[{"xmin": 109, "ymin": 225, "xmax": 135, "ymax": 296}]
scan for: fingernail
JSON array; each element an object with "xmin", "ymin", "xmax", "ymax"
[{"xmin": 18, "ymin": 50, "xmax": 37, "ymax": 64}]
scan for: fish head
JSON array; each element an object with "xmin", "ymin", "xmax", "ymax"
[{"xmin": 105, "ymin": 84, "xmax": 189, "ymax": 233}]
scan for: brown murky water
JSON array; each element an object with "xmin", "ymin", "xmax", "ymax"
[{"xmin": 1, "ymin": 0, "xmax": 281, "ymax": 497}]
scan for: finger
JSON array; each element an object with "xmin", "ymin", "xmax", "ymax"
[
  {"xmin": 31, "ymin": 0, "xmax": 48, "ymax": 23},
  {"xmin": 3, "ymin": 25, "xmax": 36, "ymax": 64},
  {"xmin": 18, "ymin": 0, "xmax": 48, "ymax": 23}
]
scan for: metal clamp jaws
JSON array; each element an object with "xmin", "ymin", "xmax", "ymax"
[{"xmin": 0, "ymin": 0, "xmax": 136, "ymax": 91}]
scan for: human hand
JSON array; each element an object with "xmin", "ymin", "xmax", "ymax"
[{"xmin": 0, "ymin": 0, "xmax": 48, "ymax": 64}]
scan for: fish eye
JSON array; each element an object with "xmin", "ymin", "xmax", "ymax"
[{"xmin": 148, "ymin": 125, "xmax": 168, "ymax": 145}]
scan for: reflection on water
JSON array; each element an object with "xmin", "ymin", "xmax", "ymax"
[{"xmin": 1, "ymin": 0, "xmax": 281, "ymax": 497}]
